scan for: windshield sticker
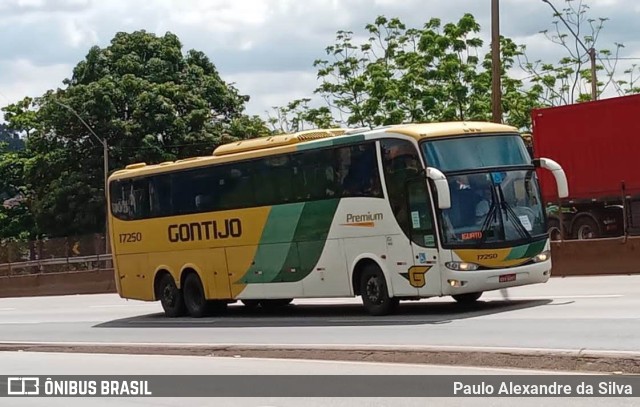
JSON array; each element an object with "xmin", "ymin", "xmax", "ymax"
[
  {"xmin": 424, "ymin": 235, "xmax": 435, "ymax": 247},
  {"xmin": 491, "ymin": 172, "xmax": 505, "ymax": 184},
  {"xmin": 518, "ymin": 215, "xmax": 533, "ymax": 231},
  {"xmin": 411, "ymin": 211, "xmax": 421, "ymax": 228},
  {"xmin": 461, "ymin": 231, "xmax": 483, "ymax": 240}
]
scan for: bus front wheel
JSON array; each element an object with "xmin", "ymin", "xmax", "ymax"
[
  {"xmin": 359, "ymin": 265, "xmax": 398, "ymax": 316},
  {"xmin": 157, "ymin": 273, "xmax": 186, "ymax": 318},
  {"xmin": 452, "ymin": 292, "xmax": 483, "ymax": 304}
]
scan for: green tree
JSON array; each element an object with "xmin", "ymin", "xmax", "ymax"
[
  {"xmin": 267, "ymin": 98, "xmax": 335, "ymax": 133},
  {"xmin": 0, "ymin": 124, "xmax": 25, "ymax": 151},
  {"xmin": 0, "ymin": 144, "xmax": 36, "ymax": 241},
  {"xmin": 311, "ymin": 15, "xmax": 539, "ymax": 129},
  {"xmin": 2, "ymin": 30, "xmax": 268, "ymax": 238}
]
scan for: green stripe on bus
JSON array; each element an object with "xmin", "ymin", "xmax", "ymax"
[
  {"xmin": 259, "ymin": 203, "xmax": 305, "ymax": 244},
  {"xmin": 270, "ymin": 198, "xmax": 341, "ymax": 283},
  {"xmin": 522, "ymin": 239, "xmax": 546, "ymax": 258},
  {"xmin": 239, "ymin": 203, "xmax": 305, "ymax": 284},
  {"xmin": 505, "ymin": 244, "xmax": 528, "ymax": 260},
  {"xmin": 505, "ymin": 240, "xmax": 546, "ymax": 260}
]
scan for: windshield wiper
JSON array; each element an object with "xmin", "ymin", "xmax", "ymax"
[
  {"xmin": 496, "ymin": 184, "xmax": 531, "ymax": 239},
  {"xmin": 479, "ymin": 188, "xmax": 499, "ymax": 243}
]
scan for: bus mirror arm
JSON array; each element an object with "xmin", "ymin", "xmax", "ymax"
[
  {"xmin": 426, "ymin": 167, "xmax": 451, "ymax": 210},
  {"xmin": 534, "ymin": 158, "xmax": 569, "ymax": 199}
]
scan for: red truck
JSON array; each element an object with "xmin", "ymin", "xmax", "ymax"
[{"xmin": 531, "ymin": 94, "xmax": 640, "ymax": 240}]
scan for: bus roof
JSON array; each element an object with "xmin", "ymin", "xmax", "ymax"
[
  {"xmin": 373, "ymin": 121, "xmax": 518, "ymax": 139},
  {"xmin": 109, "ymin": 121, "xmax": 518, "ymax": 181}
]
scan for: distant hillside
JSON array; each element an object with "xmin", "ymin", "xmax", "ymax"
[{"xmin": 0, "ymin": 123, "xmax": 25, "ymax": 151}]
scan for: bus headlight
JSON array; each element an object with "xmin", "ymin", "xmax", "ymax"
[
  {"xmin": 445, "ymin": 261, "xmax": 479, "ymax": 271},
  {"xmin": 533, "ymin": 250, "xmax": 551, "ymax": 263}
]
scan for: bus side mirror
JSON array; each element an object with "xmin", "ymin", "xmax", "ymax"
[
  {"xmin": 426, "ymin": 167, "xmax": 451, "ymax": 210},
  {"xmin": 534, "ymin": 158, "xmax": 569, "ymax": 199}
]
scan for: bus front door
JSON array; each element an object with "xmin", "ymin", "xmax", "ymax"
[{"xmin": 406, "ymin": 178, "xmax": 442, "ymax": 297}]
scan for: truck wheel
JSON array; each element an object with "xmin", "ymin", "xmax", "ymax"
[
  {"xmin": 547, "ymin": 218, "xmax": 562, "ymax": 241},
  {"xmin": 157, "ymin": 273, "xmax": 186, "ymax": 318},
  {"xmin": 572, "ymin": 217, "xmax": 600, "ymax": 240},
  {"xmin": 359, "ymin": 264, "xmax": 398, "ymax": 316}
]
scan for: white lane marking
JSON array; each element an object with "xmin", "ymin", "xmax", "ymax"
[
  {"xmin": 496, "ymin": 294, "xmax": 624, "ymax": 300},
  {"xmin": 0, "ymin": 308, "xmax": 16, "ymax": 311}
]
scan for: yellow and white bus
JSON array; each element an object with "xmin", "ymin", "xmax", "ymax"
[{"xmin": 107, "ymin": 122, "xmax": 568, "ymax": 317}]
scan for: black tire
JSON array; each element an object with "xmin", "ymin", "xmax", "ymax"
[
  {"xmin": 572, "ymin": 216, "xmax": 600, "ymax": 240},
  {"xmin": 241, "ymin": 299, "xmax": 261, "ymax": 310},
  {"xmin": 547, "ymin": 218, "xmax": 562, "ymax": 241},
  {"xmin": 260, "ymin": 298, "xmax": 293, "ymax": 310},
  {"xmin": 207, "ymin": 300, "xmax": 228, "ymax": 315},
  {"xmin": 452, "ymin": 292, "xmax": 483, "ymax": 304},
  {"xmin": 183, "ymin": 273, "xmax": 209, "ymax": 318},
  {"xmin": 156, "ymin": 273, "xmax": 186, "ymax": 318},
  {"xmin": 359, "ymin": 264, "xmax": 398, "ymax": 316}
]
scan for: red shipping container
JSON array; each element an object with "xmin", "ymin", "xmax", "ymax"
[{"xmin": 532, "ymin": 94, "xmax": 640, "ymax": 204}]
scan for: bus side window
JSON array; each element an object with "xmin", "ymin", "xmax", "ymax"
[
  {"xmin": 254, "ymin": 155, "xmax": 293, "ymax": 206},
  {"xmin": 149, "ymin": 175, "xmax": 172, "ymax": 217},
  {"xmin": 110, "ymin": 180, "xmax": 132, "ymax": 220},
  {"xmin": 128, "ymin": 178, "xmax": 150, "ymax": 219},
  {"xmin": 380, "ymin": 139, "xmax": 422, "ymax": 237},
  {"xmin": 217, "ymin": 164, "xmax": 255, "ymax": 209},
  {"xmin": 291, "ymin": 149, "xmax": 338, "ymax": 201},
  {"xmin": 338, "ymin": 143, "xmax": 382, "ymax": 198}
]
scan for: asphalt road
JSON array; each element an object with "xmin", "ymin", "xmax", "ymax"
[
  {"xmin": 0, "ymin": 352, "xmax": 636, "ymax": 407},
  {"xmin": 0, "ymin": 275, "xmax": 639, "ymax": 351}
]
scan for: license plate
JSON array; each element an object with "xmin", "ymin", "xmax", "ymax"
[{"xmin": 499, "ymin": 273, "xmax": 516, "ymax": 283}]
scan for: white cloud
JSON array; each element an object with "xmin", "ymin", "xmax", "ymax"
[
  {"xmin": 1, "ymin": 0, "xmax": 640, "ymax": 119},
  {"xmin": 0, "ymin": 59, "xmax": 71, "ymax": 105},
  {"xmin": 227, "ymin": 70, "xmax": 320, "ymax": 116}
]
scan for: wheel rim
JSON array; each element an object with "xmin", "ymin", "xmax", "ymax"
[
  {"xmin": 577, "ymin": 224, "xmax": 594, "ymax": 240},
  {"xmin": 365, "ymin": 276, "xmax": 383, "ymax": 305}
]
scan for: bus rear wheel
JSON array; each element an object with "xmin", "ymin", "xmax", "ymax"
[
  {"xmin": 452, "ymin": 292, "xmax": 483, "ymax": 304},
  {"xmin": 183, "ymin": 273, "xmax": 210, "ymax": 318},
  {"xmin": 157, "ymin": 273, "xmax": 186, "ymax": 318},
  {"xmin": 359, "ymin": 265, "xmax": 398, "ymax": 316}
]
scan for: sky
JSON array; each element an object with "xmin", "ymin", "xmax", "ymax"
[{"xmin": 0, "ymin": 0, "xmax": 639, "ymax": 119}]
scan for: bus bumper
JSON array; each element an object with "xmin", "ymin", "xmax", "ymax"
[{"xmin": 441, "ymin": 260, "xmax": 552, "ymax": 296}]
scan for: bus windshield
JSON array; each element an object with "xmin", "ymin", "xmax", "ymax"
[
  {"xmin": 421, "ymin": 135, "xmax": 545, "ymax": 247},
  {"xmin": 438, "ymin": 170, "xmax": 546, "ymax": 246},
  {"xmin": 423, "ymin": 134, "xmax": 531, "ymax": 172}
]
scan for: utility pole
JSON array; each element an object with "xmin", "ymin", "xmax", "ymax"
[
  {"xmin": 53, "ymin": 101, "xmax": 110, "ymax": 255},
  {"xmin": 541, "ymin": 0, "xmax": 598, "ymax": 100},
  {"xmin": 588, "ymin": 47, "xmax": 597, "ymax": 101},
  {"xmin": 491, "ymin": 0, "xmax": 502, "ymax": 123}
]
